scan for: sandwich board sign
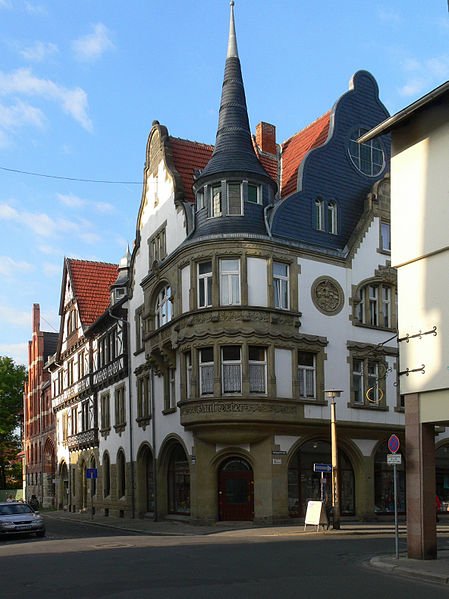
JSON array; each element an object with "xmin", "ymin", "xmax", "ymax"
[{"xmin": 304, "ymin": 500, "xmax": 328, "ymax": 531}]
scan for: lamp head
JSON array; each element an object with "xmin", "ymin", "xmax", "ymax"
[{"xmin": 325, "ymin": 389, "xmax": 343, "ymax": 400}]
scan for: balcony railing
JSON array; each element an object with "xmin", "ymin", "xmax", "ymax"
[{"xmin": 67, "ymin": 427, "xmax": 99, "ymax": 450}]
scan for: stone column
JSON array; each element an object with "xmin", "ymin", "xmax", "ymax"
[{"xmin": 406, "ymin": 393, "xmax": 436, "ymax": 559}]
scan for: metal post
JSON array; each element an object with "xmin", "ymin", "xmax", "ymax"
[
  {"xmin": 330, "ymin": 399, "xmax": 340, "ymax": 530},
  {"xmin": 393, "ymin": 463, "xmax": 399, "ymax": 559}
]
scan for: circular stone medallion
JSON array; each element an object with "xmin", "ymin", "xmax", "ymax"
[{"xmin": 311, "ymin": 276, "xmax": 344, "ymax": 315}]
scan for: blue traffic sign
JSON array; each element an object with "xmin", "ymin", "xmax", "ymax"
[
  {"xmin": 388, "ymin": 434, "xmax": 400, "ymax": 454},
  {"xmin": 86, "ymin": 468, "xmax": 98, "ymax": 479},
  {"xmin": 313, "ymin": 463, "xmax": 332, "ymax": 473}
]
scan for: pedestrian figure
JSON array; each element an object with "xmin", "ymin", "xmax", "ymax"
[
  {"xmin": 29, "ymin": 494, "xmax": 40, "ymax": 511},
  {"xmin": 6, "ymin": 494, "xmax": 14, "ymax": 503}
]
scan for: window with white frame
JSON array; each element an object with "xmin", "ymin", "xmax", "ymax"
[
  {"xmin": 358, "ymin": 282, "xmax": 394, "ymax": 329},
  {"xmin": 249, "ymin": 346, "xmax": 267, "ymax": 394},
  {"xmin": 199, "ymin": 347, "xmax": 214, "ymax": 395},
  {"xmin": 247, "ymin": 183, "xmax": 260, "ymax": 204},
  {"xmin": 81, "ymin": 400, "xmax": 89, "ymax": 431},
  {"xmin": 211, "ymin": 184, "xmax": 222, "ymax": 217},
  {"xmin": 164, "ymin": 367, "xmax": 176, "ymax": 411},
  {"xmin": 198, "ymin": 261, "xmax": 212, "ymax": 308},
  {"xmin": 78, "ymin": 350, "xmax": 85, "ymax": 379},
  {"xmin": 348, "ymin": 128, "xmax": 385, "ymax": 177},
  {"xmin": 298, "ymin": 351, "xmax": 316, "ymax": 399},
  {"xmin": 380, "ymin": 222, "xmax": 391, "ymax": 252},
  {"xmin": 135, "ymin": 306, "xmax": 144, "ymax": 352},
  {"xmin": 222, "ymin": 346, "xmax": 242, "ymax": 394},
  {"xmin": 352, "ymin": 357, "xmax": 382, "ymax": 406},
  {"xmin": 315, "ymin": 198, "xmax": 325, "ymax": 231},
  {"xmin": 227, "ymin": 182, "xmax": 242, "ymax": 215},
  {"xmin": 327, "ymin": 201, "xmax": 337, "ymax": 234},
  {"xmin": 149, "ymin": 226, "xmax": 166, "ymax": 264},
  {"xmin": 67, "ymin": 358, "xmax": 74, "ymax": 387},
  {"xmin": 220, "ymin": 259, "xmax": 240, "ymax": 305},
  {"xmin": 155, "ymin": 285, "xmax": 172, "ymax": 328},
  {"xmin": 196, "ymin": 189, "xmax": 204, "ymax": 211},
  {"xmin": 273, "ymin": 261, "xmax": 289, "ymax": 310}
]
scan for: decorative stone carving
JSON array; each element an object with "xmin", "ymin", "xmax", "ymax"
[{"xmin": 311, "ymin": 276, "xmax": 344, "ymax": 315}]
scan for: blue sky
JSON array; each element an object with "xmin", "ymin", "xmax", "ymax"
[{"xmin": 1, "ymin": 0, "xmax": 448, "ymax": 367}]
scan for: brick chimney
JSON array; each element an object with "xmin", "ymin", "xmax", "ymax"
[
  {"xmin": 33, "ymin": 303, "xmax": 40, "ymax": 333},
  {"xmin": 256, "ymin": 122, "xmax": 277, "ymax": 155}
]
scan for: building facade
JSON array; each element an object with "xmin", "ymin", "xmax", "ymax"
[{"xmin": 23, "ymin": 304, "xmax": 58, "ymax": 507}]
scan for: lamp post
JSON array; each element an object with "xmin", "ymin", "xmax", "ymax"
[{"xmin": 325, "ymin": 389, "xmax": 343, "ymax": 530}]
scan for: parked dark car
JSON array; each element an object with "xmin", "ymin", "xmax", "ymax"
[{"xmin": 0, "ymin": 501, "xmax": 45, "ymax": 537}]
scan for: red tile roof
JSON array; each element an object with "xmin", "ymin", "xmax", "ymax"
[
  {"xmin": 67, "ymin": 259, "xmax": 118, "ymax": 327},
  {"xmin": 169, "ymin": 137, "xmax": 214, "ymax": 203},
  {"xmin": 280, "ymin": 111, "xmax": 331, "ymax": 197}
]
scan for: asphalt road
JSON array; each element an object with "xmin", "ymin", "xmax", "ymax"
[{"xmin": 1, "ymin": 518, "xmax": 449, "ymax": 598}]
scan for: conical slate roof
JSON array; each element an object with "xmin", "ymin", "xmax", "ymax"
[{"xmin": 197, "ymin": 1, "xmax": 269, "ymax": 182}]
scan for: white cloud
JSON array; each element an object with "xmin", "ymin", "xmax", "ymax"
[
  {"xmin": 37, "ymin": 243, "xmax": 63, "ymax": 256},
  {"xmin": 94, "ymin": 201, "xmax": 114, "ymax": 214},
  {"xmin": 0, "ymin": 343, "xmax": 28, "ymax": 367},
  {"xmin": 56, "ymin": 192, "xmax": 86, "ymax": 209},
  {"xmin": 399, "ymin": 55, "xmax": 449, "ymax": 98},
  {"xmin": 0, "ymin": 256, "xmax": 33, "ymax": 276},
  {"xmin": 72, "ymin": 23, "xmax": 114, "ymax": 62},
  {"xmin": 0, "ymin": 201, "xmax": 99, "ymax": 241},
  {"xmin": 0, "ymin": 99, "xmax": 45, "ymax": 130},
  {"xmin": 20, "ymin": 41, "xmax": 58, "ymax": 62},
  {"xmin": 0, "ymin": 67, "xmax": 92, "ymax": 131},
  {"xmin": 24, "ymin": 2, "xmax": 47, "ymax": 15},
  {"xmin": 0, "ymin": 304, "xmax": 30, "ymax": 328},
  {"xmin": 0, "ymin": 0, "xmax": 12, "ymax": 9}
]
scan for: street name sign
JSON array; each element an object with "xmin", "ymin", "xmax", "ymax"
[{"xmin": 313, "ymin": 463, "xmax": 332, "ymax": 473}]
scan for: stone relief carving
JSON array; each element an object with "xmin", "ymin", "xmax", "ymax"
[{"xmin": 311, "ymin": 276, "xmax": 344, "ymax": 315}]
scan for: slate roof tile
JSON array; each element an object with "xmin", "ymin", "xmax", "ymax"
[
  {"xmin": 280, "ymin": 111, "xmax": 331, "ymax": 197},
  {"xmin": 67, "ymin": 259, "xmax": 118, "ymax": 327}
]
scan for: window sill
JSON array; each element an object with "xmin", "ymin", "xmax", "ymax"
[
  {"xmin": 134, "ymin": 348, "xmax": 145, "ymax": 356},
  {"xmin": 352, "ymin": 321, "xmax": 397, "ymax": 333},
  {"xmin": 298, "ymin": 398, "xmax": 327, "ymax": 406},
  {"xmin": 136, "ymin": 416, "xmax": 151, "ymax": 429},
  {"xmin": 100, "ymin": 427, "xmax": 111, "ymax": 439},
  {"xmin": 348, "ymin": 402, "xmax": 389, "ymax": 411},
  {"xmin": 394, "ymin": 406, "xmax": 405, "ymax": 413},
  {"xmin": 114, "ymin": 423, "xmax": 127, "ymax": 434},
  {"xmin": 162, "ymin": 407, "xmax": 177, "ymax": 415}
]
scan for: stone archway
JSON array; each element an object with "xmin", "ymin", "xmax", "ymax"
[{"xmin": 136, "ymin": 444, "xmax": 155, "ymax": 517}]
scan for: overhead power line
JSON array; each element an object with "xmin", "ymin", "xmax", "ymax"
[{"xmin": 0, "ymin": 165, "xmax": 142, "ymax": 185}]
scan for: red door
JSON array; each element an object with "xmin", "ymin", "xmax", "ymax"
[{"xmin": 218, "ymin": 459, "xmax": 254, "ymax": 521}]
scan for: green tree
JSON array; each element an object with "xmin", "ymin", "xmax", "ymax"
[{"xmin": 0, "ymin": 356, "xmax": 26, "ymax": 489}]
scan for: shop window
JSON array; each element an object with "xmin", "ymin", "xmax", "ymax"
[
  {"xmin": 117, "ymin": 450, "xmax": 126, "ymax": 498},
  {"xmin": 167, "ymin": 445, "xmax": 190, "ymax": 515},
  {"xmin": 103, "ymin": 452, "xmax": 110, "ymax": 497}
]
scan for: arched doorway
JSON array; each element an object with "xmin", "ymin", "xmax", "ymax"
[
  {"xmin": 436, "ymin": 444, "xmax": 449, "ymax": 512},
  {"xmin": 43, "ymin": 438, "xmax": 55, "ymax": 507},
  {"xmin": 288, "ymin": 440, "xmax": 355, "ymax": 518},
  {"xmin": 218, "ymin": 457, "xmax": 254, "ymax": 521},
  {"xmin": 137, "ymin": 445, "xmax": 154, "ymax": 515},
  {"xmin": 374, "ymin": 440, "xmax": 406, "ymax": 513},
  {"xmin": 167, "ymin": 444, "xmax": 190, "ymax": 515}
]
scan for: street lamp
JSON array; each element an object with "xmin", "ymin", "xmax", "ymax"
[{"xmin": 325, "ymin": 389, "xmax": 343, "ymax": 530}]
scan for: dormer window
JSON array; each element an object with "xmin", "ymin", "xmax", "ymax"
[
  {"xmin": 327, "ymin": 201, "xmax": 337, "ymax": 234},
  {"xmin": 247, "ymin": 183, "xmax": 260, "ymax": 204},
  {"xmin": 227, "ymin": 183, "xmax": 242, "ymax": 215},
  {"xmin": 211, "ymin": 184, "xmax": 222, "ymax": 217}
]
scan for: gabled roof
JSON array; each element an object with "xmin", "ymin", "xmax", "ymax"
[
  {"xmin": 169, "ymin": 137, "xmax": 213, "ymax": 203},
  {"xmin": 67, "ymin": 259, "xmax": 118, "ymax": 328},
  {"xmin": 280, "ymin": 111, "xmax": 331, "ymax": 197}
]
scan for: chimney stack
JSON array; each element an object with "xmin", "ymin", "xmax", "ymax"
[{"xmin": 256, "ymin": 122, "xmax": 277, "ymax": 155}]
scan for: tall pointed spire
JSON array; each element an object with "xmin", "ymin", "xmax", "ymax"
[{"xmin": 196, "ymin": 0, "xmax": 271, "ymax": 183}]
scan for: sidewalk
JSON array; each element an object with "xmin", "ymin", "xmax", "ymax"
[{"xmin": 44, "ymin": 510, "xmax": 449, "ymax": 586}]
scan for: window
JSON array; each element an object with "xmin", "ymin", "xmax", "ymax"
[
  {"xmin": 211, "ymin": 184, "xmax": 222, "ymax": 217},
  {"xmin": 199, "ymin": 347, "xmax": 214, "ymax": 396},
  {"xmin": 273, "ymin": 262, "xmax": 289, "ymax": 309},
  {"xmin": 349, "ymin": 127, "xmax": 385, "ymax": 177},
  {"xmin": 164, "ymin": 368, "xmax": 176, "ymax": 411},
  {"xmin": 135, "ymin": 307, "xmax": 144, "ymax": 352},
  {"xmin": 67, "ymin": 359, "xmax": 74, "ymax": 387},
  {"xmin": 149, "ymin": 226, "xmax": 166, "ymax": 264},
  {"xmin": 352, "ymin": 358, "xmax": 383, "ymax": 406},
  {"xmin": 298, "ymin": 351, "xmax": 316, "ymax": 399},
  {"xmin": 315, "ymin": 198, "xmax": 325, "ymax": 231},
  {"xmin": 220, "ymin": 259, "xmax": 240, "ymax": 305},
  {"xmin": 100, "ymin": 392, "xmax": 110, "ymax": 430},
  {"xmin": 185, "ymin": 352, "xmax": 192, "ymax": 399},
  {"xmin": 249, "ymin": 346, "xmax": 267, "ymax": 394},
  {"xmin": 247, "ymin": 183, "xmax": 260, "ymax": 204},
  {"xmin": 137, "ymin": 372, "xmax": 151, "ymax": 421},
  {"xmin": 78, "ymin": 350, "xmax": 85, "ymax": 379},
  {"xmin": 227, "ymin": 182, "xmax": 242, "ymax": 215},
  {"xmin": 222, "ymin": 346, "xmax": 242, "ymax": 394},
  {"xmin": 198, "ymin": 261, "xmax": 212, "ymax": 308},
  {"xmin": 327, "ymin": 201, "xmax": 337, "ymax": 234},
  {"xmin": 358, "ymin": 283, "xmax": 394, "ymax": 329},
  {"xmin": 70, "ymin": 406, "xmax": 78, "ymax": 435},
  {"xmin": 167, "ymin": 444, "xmax": 190, "ymax": 515},
  {"xmin": 380, "ymin": 222, "xmax": 391, "ymax": 252},
  {"xmin": 155, "ymin": 285, "xmax": 172, "ymax": 327},
  {"xmin": 117, "ymin": 450, "xmax": 126, "ymax": 498},
  {"xmin": 196, "ymin": 189, "xmax": 204, "ymax": 211},
  {"xmin": 103, "ymin": 452, "xmax": 111, "ymax": 497},
  {"xmin": 66, "ymin": 310, "xmax": 77, "ymax": 336},
  {"xmin": 114, "ymin": 385, "xmax": 126, "ymax": 427},
  {"xmin": 81, "ymin": 400, "xmax": 89, "ymax": 431}
]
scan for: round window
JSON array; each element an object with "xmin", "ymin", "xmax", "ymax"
[{"xmin": 348, "ymin": 127, "xmax": 385, "ymax": 177}]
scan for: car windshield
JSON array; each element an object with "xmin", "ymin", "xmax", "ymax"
[{"xmin": 0, "ymin": 504, "xmax": 33, "ymax": 515}]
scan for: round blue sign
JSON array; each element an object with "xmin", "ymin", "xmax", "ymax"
[{"xmin": 388, "ymin": 434, "xmax": 400, "ymax": 454}]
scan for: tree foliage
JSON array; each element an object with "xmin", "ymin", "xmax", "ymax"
[{"xmin": 0, "ymin": 356, "xmax": 27, "ymax": 489}]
